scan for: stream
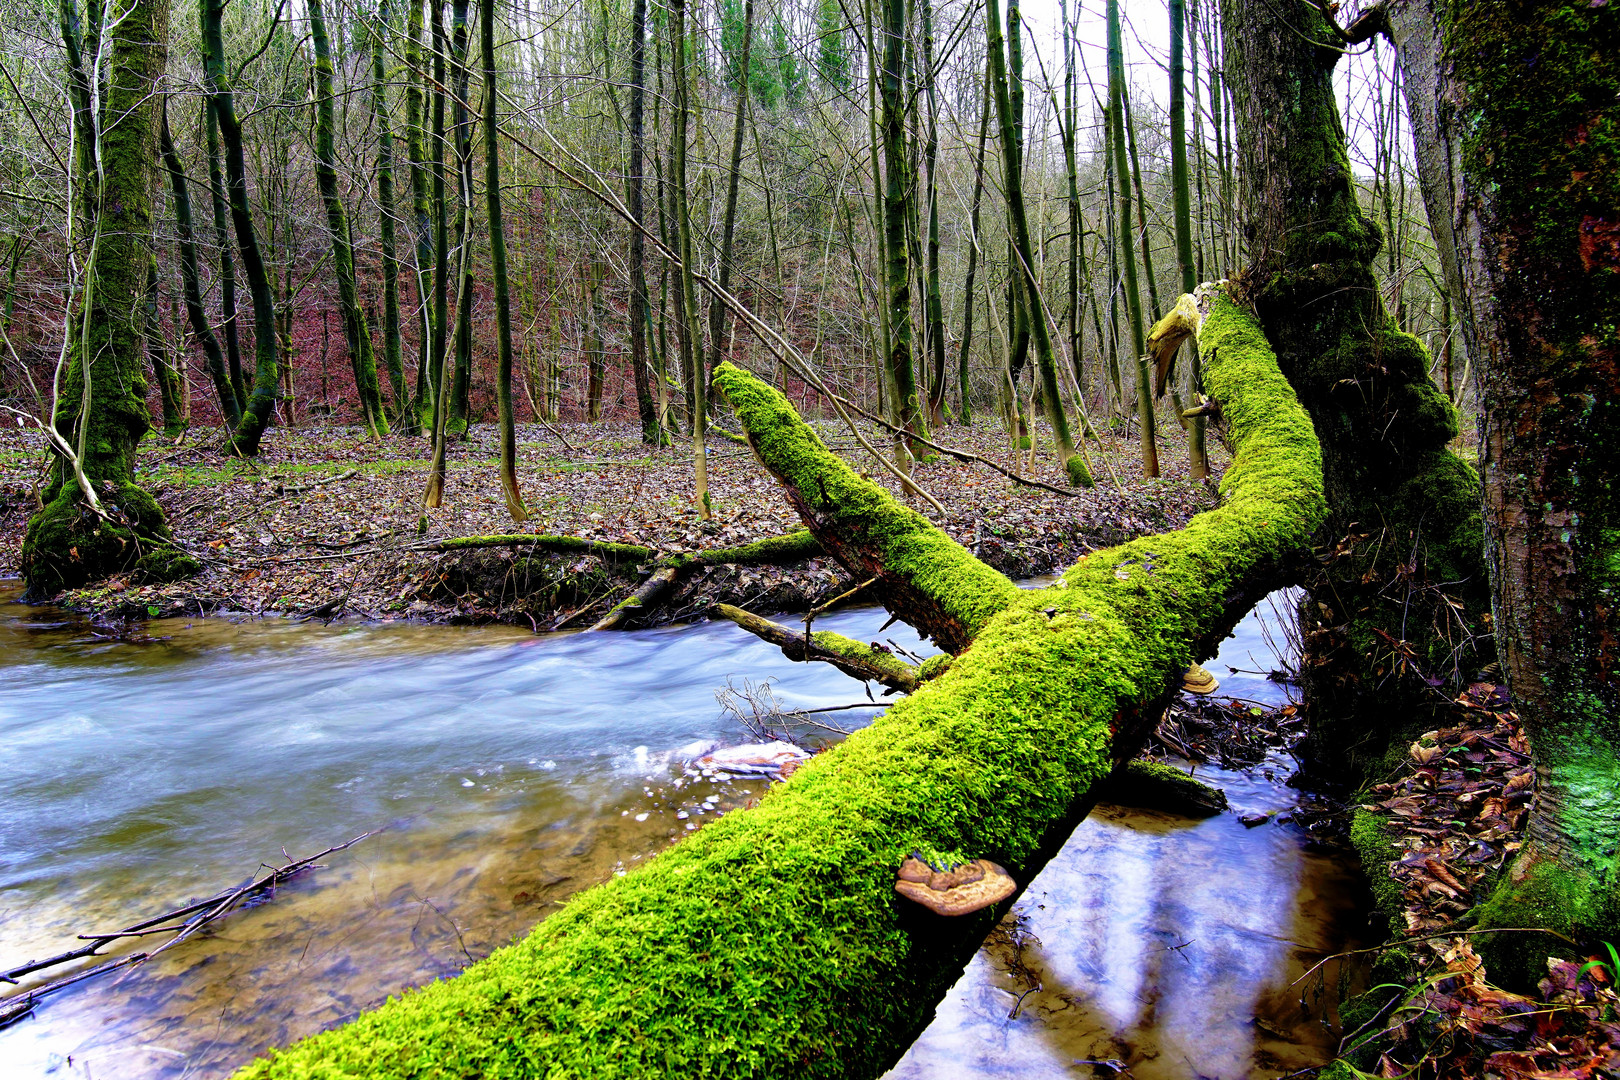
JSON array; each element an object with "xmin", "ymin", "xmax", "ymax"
[{"xmin": 0, "ymin": 583, "xmax": 1365, "ymax": 1078}]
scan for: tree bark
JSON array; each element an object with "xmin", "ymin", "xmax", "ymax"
[
  {"xmin": 627, "ymin": 0, "xmax": 661, "ymax": 445},
  {"xmin": 370, "ymin": 0, "xmax": 408, "ymax": 421},
  {"xmin": 668, "ymin": 0, "xmax": 710, "ymax": 519},
  {"xmin": 989, "ymin": 0, "xmax": 1089, "ymax": 486},
  {"xmin": 159, "ymin": 104, "xmax": 236, "ymax": 427},
  {"xmin": 706, "ymin": 0, "xmax": 754, "ymax": 398},
  {"xmin": 309, "ymin": 0, "xmax": 388, "ymax": 439},
  {"xmin": 1376, "ymin": 0, "xmax": 1620, "ymax": 978},
  {"xmin": 481, "ymin": 0, "xmax": 525, "ymax": 521},
  {"xmin": 1169, "ymin": 0, "xmax": 1208, "ymax": 478},
  {"xmin": 1219, "ymin": 0, "xmax": 1488, "ymax": 775},
  {"xmin": 203, "ymin": 0, "xmax": 281, "ymax": 457},
  {"xmin": 1108, "ymin": 0, "xmax": 1155, "ymax": 477}
]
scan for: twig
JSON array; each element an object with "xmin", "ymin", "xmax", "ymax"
[{"xmin": 0, "ymin": 831, "xmax": 375, "ymax": 1027}]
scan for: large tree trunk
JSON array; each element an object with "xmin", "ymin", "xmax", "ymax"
[
  {"xmin": 1374, "ymin": 0, "xmax": 1620, "ymax": 979},
  {"xmin": 231, "ymin": 285, "xmax": 1324, "ymax": 1080},
  {"xmin": 1220, "ymin": 0, "xmax": 1488, "ymax": 775},
  {"xmin": 22, "ymin": 0, "xmax": 195, "ymax": 594}
]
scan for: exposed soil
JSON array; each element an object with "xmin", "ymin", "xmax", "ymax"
[{"xmin": 0, "ymin": 415, "xmax": 1225, "ymax": 629}]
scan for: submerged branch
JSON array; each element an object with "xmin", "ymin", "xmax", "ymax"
[{"xmin": 1, "ymin": 832, "xmax": 374, "ymax": 1029}]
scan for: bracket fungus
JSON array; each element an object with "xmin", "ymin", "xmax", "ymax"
[
  {"xmin": 1182, "ymin": 663, "xmax": 1219, "ymax": 695},
  {"xmin": 894, "ymin": 855, "xmax": 1016, "ymax": 916}
]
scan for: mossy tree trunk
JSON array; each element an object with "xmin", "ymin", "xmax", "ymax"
[
  {"xmin": 369, "ymin": 0, "xmax": 408, "ymax": 422},
  {"xmin": 309, "ymin": 0, "xmax": 387, "ymax": 439},
  {"xmin": 986, "ymin": 0, "xmax": 1090, "ymax": 486},
  {"xmin": 233, "ymin": 285, "xmax": 1325, "ymax": 1080},
  {"xmin": 878, "ymin": 0, "xmax": 924, "ymax": 454},
  {"xmin": 1220, "ymin": 0, "xmax": 1488, "ymax": 774},
  {"xmin": 1371, "ymin": 0, "xmax": 1620, "ymax": 979},
  {"xmin": 22, "ymin": 0, "xmax": 196, "ymax": 595},
  {"xmin": 203, "ymin": 0, "xmax": 281, "ymax": 457},
  {"xmin": 480, "ymin": 0, "xmax": 525, "ymax": 521}
]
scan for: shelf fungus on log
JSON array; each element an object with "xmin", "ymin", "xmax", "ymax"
[
  {"xmin": 1182, "ymin": 664, "xmax": 1219, "ymax": 695},
  {"xmin": 894, "ymin": 856, "xmax": 1017, "ymax": 916},
  {"xmin": 232, "ymin": 285, "xmax": 1324, "ymax": 1080}
]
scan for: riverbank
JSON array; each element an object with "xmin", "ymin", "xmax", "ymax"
[{"xmin": 0, "ymin": 417, "xmax": 1223, "ymax": 628}]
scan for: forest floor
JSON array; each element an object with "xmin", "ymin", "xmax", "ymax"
[{"xmin": 0, "ymin": 413, "xmax": 1225, "ymax": 628}]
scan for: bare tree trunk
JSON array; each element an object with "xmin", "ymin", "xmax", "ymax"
[
  {"xmin": 1107, "ymin": 0, "xmax": 1153, "ymax": 476},
  {"xmin": 627, "ymin": 0, "xmax": 661, "ymax": 444},
  {"xmin": 668, "ymin": 0, "xmax": 710, "ymax": 519},
  {"xmin": 1170, "ymin": 0, "xmax": 1207, "ymax": 477},
  {"xmin": 706, "ymin": 0, "xmax": 754, "ymax": 398}
]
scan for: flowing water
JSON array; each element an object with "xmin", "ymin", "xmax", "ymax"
[{"xmin": 0, "ymin": 583, "xmax": 1364, "ymax": 1079}]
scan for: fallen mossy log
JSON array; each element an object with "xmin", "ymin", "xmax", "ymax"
[
  {"xmin": 713, "ymin": 373, "xmax": 1020, "ymax": 654},
  {"xmin": 234, "ymin": 286, "xmax": 1323, "ymax": 1080}
]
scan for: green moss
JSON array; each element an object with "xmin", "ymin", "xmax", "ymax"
[
  {"xmin": 236, "ymin": 291, "xmax": 1324, "ymax": 1080},
  {"xmin": 21, "ymin": 479, "xmax": 198, "ymax": 596},
  {"xmin": 1099, "ymin": 760, "xmax": 1227, "ymax": 818},
  {"xmin": 916, "ymin": 654, "xmax": 952, "ymax": 682},
  {"xmin": 808, "ymin": 630, "xmax": 917, "ymax": 686},
  {"xmin": 715, "ymin": 362, "xmax": 1021, "ymax": 652},
  {"xmin": 1063, "ymin": 454, "xmax": 1093, "ymax": 489},
  {"xmin": 691, "ymin": 530, "xmax": 821, "ymax": 567},
  {"xmin": 1349, "ymin": 808, "xmax": 1405, "ymax": 938},
  {"xmin": 1476, "ymin": 740, "xmax": 1620, "ymax": 985}
]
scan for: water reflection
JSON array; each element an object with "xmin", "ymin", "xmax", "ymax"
[{"xmin": 886, "ymin": 591, "xmax": 1368, "ymax": 1080}]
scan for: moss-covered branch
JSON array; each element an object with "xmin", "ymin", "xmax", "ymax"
[
  {"xmin": 714, "ymin": 362, "xmax": 1020, "ymax": 653},
  {"xmin": 235, "ymin": 287, "xmax": 1322, "ymax": 1080},
  {"xmin": 419, "ymin": 530, "xmax": 821, "ymax": 570},
  {"xmin": 712, "ymin": 602, "xmax": 920, "ymax": 692}
]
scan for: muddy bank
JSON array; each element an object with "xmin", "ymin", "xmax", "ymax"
[{"xmin": 0, "ymin": 419, "xmax": 1222, "ymax": 629}]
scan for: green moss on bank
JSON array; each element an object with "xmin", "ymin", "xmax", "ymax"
[{"xmin": 235, "ymin": 292, "xmax": 1324, "ymax": 1080}]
